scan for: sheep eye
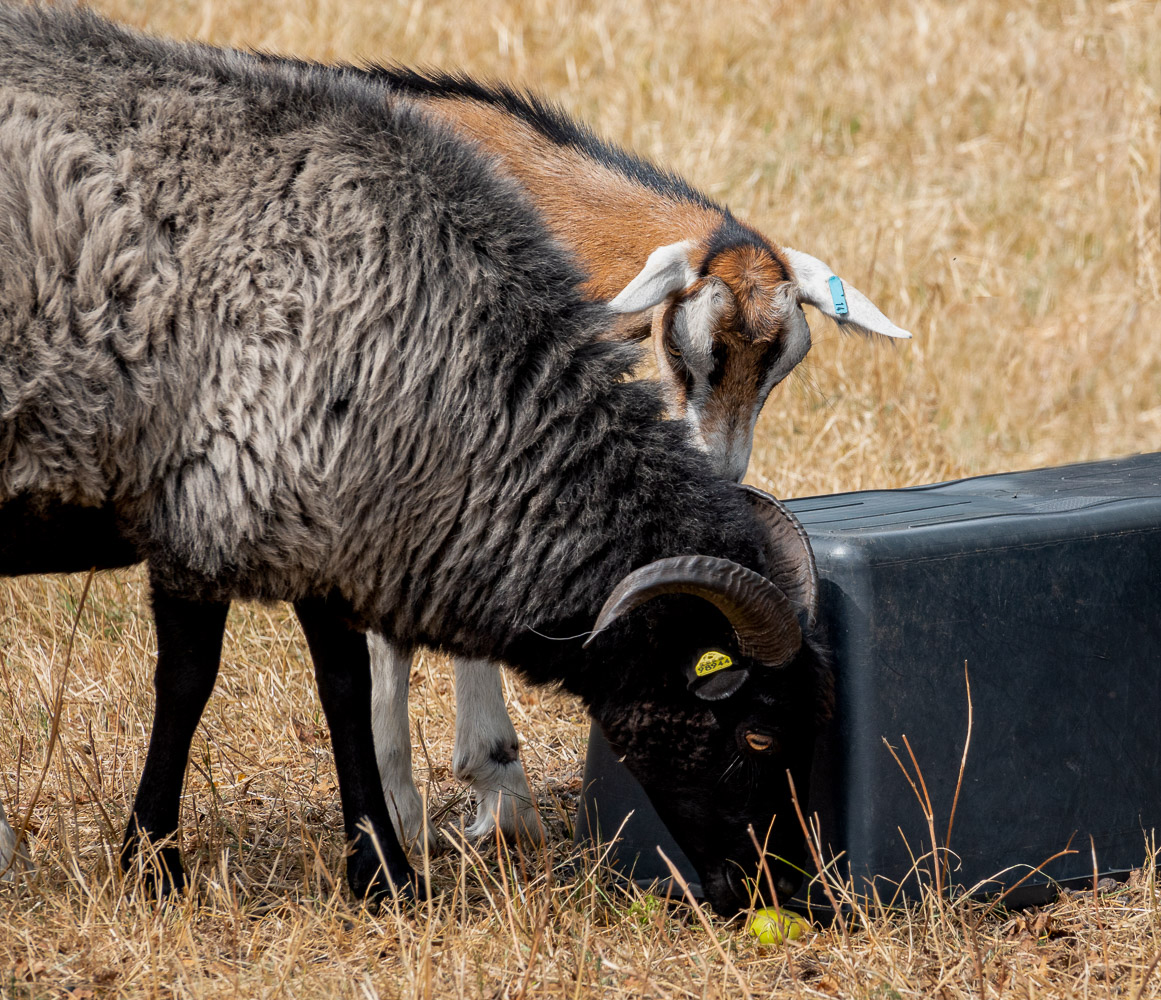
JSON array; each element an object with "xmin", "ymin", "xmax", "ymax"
[{"xmin": 744, "ymin": 731, "xmax": 776, "ymax": 753}]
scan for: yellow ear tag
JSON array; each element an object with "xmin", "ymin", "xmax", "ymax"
[{"xmin": 694, "ymin": 650, "xmax": 734, "ymax": 677}]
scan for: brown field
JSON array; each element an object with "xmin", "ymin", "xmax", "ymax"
[{"xmin": 2, "ymin": 0, "xmax": 1160, "ymax": 996}]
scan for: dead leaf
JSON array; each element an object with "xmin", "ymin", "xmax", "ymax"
[
  {"xmin": 816, "ymin": 974, "xmax": 841, "ymax": 995},
  {"xmin": 292, "ymin": 715, "xmax": 323, "ymax": 745},
  {"xmin": 1006, "ymin": 908, "xmax": 1055, "ymax": 946},
  {"xmin": 14, "ymin": 959, "xmax": 48, "ymax": 980}
]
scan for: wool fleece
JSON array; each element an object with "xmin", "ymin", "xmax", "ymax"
[{"xmin": 0, "ymin": 2, "xmax": 765, "ymax": 672}]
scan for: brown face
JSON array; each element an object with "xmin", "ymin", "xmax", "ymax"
[{"xmin": 652, "ymin": 243, "xmax": 811, "ymax": 482}]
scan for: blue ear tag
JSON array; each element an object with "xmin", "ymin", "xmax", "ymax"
[{"xmin": 828, "ymin": 275, "xmax": 849, "ymax": 316}]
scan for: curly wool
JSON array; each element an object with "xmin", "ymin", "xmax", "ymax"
[{"xmin": 0, "ymin": 3, "xmax": 763, "ymax": 674}]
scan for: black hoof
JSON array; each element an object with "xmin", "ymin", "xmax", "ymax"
[
  {"xmin": 121, "ymin": 832, "xmax": 187, "ymax": 900},
  {"xmin": 348, "ymin": 849, "xmax": 427, "ymax": 905}
]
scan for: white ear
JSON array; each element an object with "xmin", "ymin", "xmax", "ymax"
[
  {"xmin": 783, "ymin": 248, "xmax": 911, "ymax": 340},
  {"xmin": 607, "ymin": 241, "xmax": 697, "ymax": 314}
]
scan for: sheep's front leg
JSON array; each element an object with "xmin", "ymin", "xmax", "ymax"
[
  {"xmin": 368, "ymin": 635, "xmax": 440, "ymax": 851},
  {"xmin": 453, "ymin": 658, "xmax": 542, "ymax": 842},
  {"xmin": 294, "ymin": 596, "xmax": 423, "ymax": 902},
  {"xmin": 122, "ymin": 587, "xmax": 227, "ymax": 896}
]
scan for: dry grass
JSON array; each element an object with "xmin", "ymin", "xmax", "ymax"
[{"xmin": 2, "ymin": 0, "xmax": 1160, "ymax": 996}]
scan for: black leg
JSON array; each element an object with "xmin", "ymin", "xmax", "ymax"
[
  {"xmin": 294, "ymin": 594, "xmax": 422, "ymax": 903},
  {"xmin": 121, "ymin": 582, "xmax": 228, "ymax": 896}
]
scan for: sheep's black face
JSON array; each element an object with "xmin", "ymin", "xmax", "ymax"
[
  {"xmin": 570, "ymin": 482, "xmax": 825, "ymax": 915},
  {"xmin": 594, "ymin": 640, "xmax": 826, "ymax": 917}
]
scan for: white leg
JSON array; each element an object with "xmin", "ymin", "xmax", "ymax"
[
  {"xmin": 0, "ymin": 798, "xmax": 32, "ymax": 882},
  {"xmin": 368, "ymin": 634, "xmax": 439, "ymax": 852},
  {"xmin": 453, "ymin": 657, "xmax": 541, "ymax": 842}
]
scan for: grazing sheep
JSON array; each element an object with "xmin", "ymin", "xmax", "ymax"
[
  {"xmin": 0, "ymin": 3, "xmax": 830, "ymax": 913},
  {"xmin": 342, "ymin": 67, "xmax": 909, "ymax": 847}
]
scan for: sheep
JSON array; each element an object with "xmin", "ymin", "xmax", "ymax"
[
  {"xmin": 342, "ymin": 68, "xmax": 910, "ymax": 847},
  {"xmin": 0, "ymin": 3, "xmax": 831, "ymax": 914}
]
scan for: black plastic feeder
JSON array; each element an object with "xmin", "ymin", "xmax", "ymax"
[{"xmin": 573, "ymin": 453, "xmax": 1161, "ymax": 906}]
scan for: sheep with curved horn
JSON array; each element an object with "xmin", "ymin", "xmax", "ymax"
[
  {"xmin": 345, "ymin": 66, "xmax": 905, "ymax": 847},
  {"xmin": 0, "ymin": 2, "xmax": 831, "ymax": 914}
]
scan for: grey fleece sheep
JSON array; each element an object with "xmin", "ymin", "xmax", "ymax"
[
  {"xmin": 359, "ymin": 67, "xmax": 910, "ymax": 849},
  {"xmin": 0, "ymin": 2, "xmax": 829, "ymax": 914},
  {"xmin": 0, "ymin": 6, "xmax": 611, "ymax": 625}
]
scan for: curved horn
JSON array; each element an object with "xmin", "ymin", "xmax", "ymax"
[
  {"xmin": 583, "ymin": 554, "xmax": 802, "ymax": 667},
  {"xmin": 738, "ymin": 485, "xmax": 819, "ymax": 628}
]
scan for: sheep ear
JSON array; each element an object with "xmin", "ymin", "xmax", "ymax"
[
  {"xmin": 685, "ymin": 648, "xmax": 751, "ymax": 700},
  {"xmin": 783, "ymin": 248, "xmax": 911, "ymax": 340},
  {"xmin": 607, "ymin": 241, "xmax": 697, "ymax": 314},
  {"xmin": 689, "ymin": 664, "xmax": 751, "ymax": 701}
]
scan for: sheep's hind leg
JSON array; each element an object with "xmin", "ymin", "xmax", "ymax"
[
  {"xmin": 122, "ymin": 586, "xmax": 227, "ymax": 897},
  {"xmin": 295, "ymin": 596, "xmax": 424, "ymax": 903},
  {"xmin": 0, "ymin": 498, "xmax": 137, "ymax": 884},
  {"xmin": 368, "ymin": 635, "xmax": 440, "ymax": 852},
  {"xmin": 453, "ymin": 658, "xmax": 542, "ymax": 842}
]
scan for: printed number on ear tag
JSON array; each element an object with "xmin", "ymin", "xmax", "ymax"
[
  {"xmin": 828, "ymin": 274, "xmax": 849, "ymax": 316},
  {"xmin": 694, "ymin": 650, "xmax": 734, "ymax": 677}
]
